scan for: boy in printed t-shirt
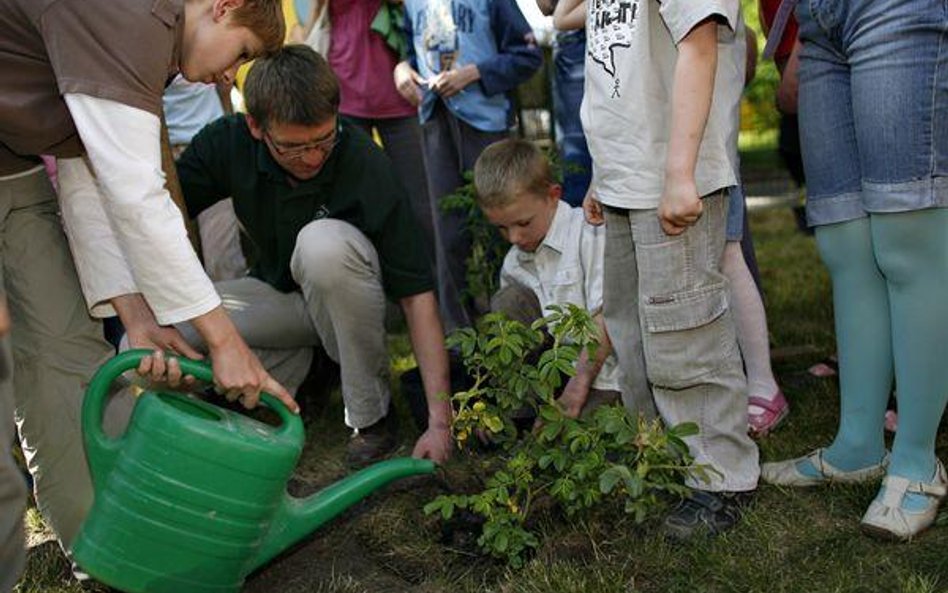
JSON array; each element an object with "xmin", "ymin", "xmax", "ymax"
[
  {"xmin": 557, "ymin": 0, "xmax": 760, "ymax": 538},
  {"xmin": 395, "ymin": 0, "xmax": 543, "ymax": 333}
]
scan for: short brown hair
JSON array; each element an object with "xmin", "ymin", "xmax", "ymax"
[
  {"xmin": 473, "ymin": 138, "xmax": 554, "ymax": 209},
  {"xmin": 231, "ymin": 0, "xmax": 286, "ymax": 54},
  {"xmin": 244, "ymin": 44, "xmax": 340, "ymax": 130}
]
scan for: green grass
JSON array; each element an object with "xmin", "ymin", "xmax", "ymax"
[{"xmin": 15, "ymin": 208, "xmax": 948, "ymax": 593}]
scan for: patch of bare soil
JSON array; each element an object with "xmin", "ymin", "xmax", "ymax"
[
  {"xmin": 242, "ymin": 473, "xmax": 453, "ymax": 593},
  {"xmin": 242, "ymin": 524, "xmax": 418, "ymax": 593}
]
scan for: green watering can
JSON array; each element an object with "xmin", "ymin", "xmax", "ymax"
[{"xmin": 71, "ymin": 349, "xmax": 435, "ymax": 593}]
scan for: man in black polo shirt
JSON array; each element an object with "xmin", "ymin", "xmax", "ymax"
[{"xmin": 176, "ymin": 45, "xmax": 453, "ymax": 465}]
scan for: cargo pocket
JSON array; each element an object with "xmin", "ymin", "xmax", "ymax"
[{"xmin": 640, "ymin": 282, "xmax": 735, "ymax": 389}]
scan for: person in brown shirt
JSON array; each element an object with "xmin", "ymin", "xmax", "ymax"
[{"xmin": 0, "ymin": 0, "xmax": 291, "ymax": 579}]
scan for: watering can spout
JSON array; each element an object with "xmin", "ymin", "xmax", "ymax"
[{"xmin": 251, "ymin": 457, "xmax": 436, "ymax": 570}]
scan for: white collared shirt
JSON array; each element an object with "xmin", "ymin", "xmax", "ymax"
[{"xmin": 499, "ymin": 200, "xmax": 621, "ymax": 392}]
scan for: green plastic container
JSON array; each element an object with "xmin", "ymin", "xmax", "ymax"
[{"xmin": 71, "ymin": 349, "xmax": 434, "ymax": 593}]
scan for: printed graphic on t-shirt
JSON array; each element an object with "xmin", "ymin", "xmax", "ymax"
[
  {"xmin": 422, "ymin": 0, "xmax": 462, "ymax": 72},
  {"xmin": 588, "ymin": 0, "xmax": 639, "ymax": 97}
]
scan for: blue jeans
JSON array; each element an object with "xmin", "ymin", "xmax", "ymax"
[
  {"xmin": 797, "ymin": 0, "xmax": 948, "ymax": 226},
  {"xmin": 552, "ymin": 31, "xmax": 592, "ymax": 207}
]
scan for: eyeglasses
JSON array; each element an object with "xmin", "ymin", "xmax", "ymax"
[{"xmin": 264, "ymin": 121, "xmax": 340, "ymax": 160}]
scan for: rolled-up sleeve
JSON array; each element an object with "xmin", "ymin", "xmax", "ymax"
[
  {"xmin": 659, "ymin": 0, "xmax": 739, "ymax": 44},
  {"xmin": 62, "ymin": 93, "xmax": 220, "ymax": 325}
]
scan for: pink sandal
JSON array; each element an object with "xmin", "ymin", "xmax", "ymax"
[
  {"xmin": 748, "ymin": 390, "xmax": 789, "ymax": 438},
  {"xmin": 808, "ymin": 355, "xmax": 838, "ymax": 378}
]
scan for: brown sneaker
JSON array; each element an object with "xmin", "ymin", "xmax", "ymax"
[{"xmin": 346, "ymin": 413, "xmax": 398, "ymax": 468}]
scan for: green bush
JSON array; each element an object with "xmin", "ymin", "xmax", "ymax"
[{"xmin": 425, "ymin": 306, "xmax": 703, "ymax": 567}]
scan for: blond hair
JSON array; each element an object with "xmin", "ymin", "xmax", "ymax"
[{"xmin": 473, "ymin": 138, "xmax": 553, "ymax": 209}]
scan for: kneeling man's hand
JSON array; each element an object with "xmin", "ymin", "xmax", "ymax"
[{"xmin": 412, "ymin": 424, "xmax": 453, "ymax": 464}]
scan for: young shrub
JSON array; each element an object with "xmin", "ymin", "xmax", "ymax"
[{"xmin": 425, "ymin": 305, "xmax": 703, "ymax": 567}]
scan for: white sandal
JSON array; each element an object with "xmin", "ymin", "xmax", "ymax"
[
  {"xmin": 861, "ymin": 460, "xmax": 947, "ymax": 541},
  {"xmin": 761, "ymin": 448, "xmax": 889, "ymax": 487}
]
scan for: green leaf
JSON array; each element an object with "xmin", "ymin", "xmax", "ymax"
[
  {"xmin": 539, "ymin": 404, "xmax": 561, "ymax": 422},
  {"xmin": 555, "ymin": 357, "xmax": 577, "ymax": 377},
  {"xmin": 539, "ymin": 421, "xmax": 563, "ymax": 442},
  {"xmin": 484, "ymin": 414, "xmax": 504, "ymax": 433},
  {"xmin": 423, "ymin": 497, "xmax": 456, "ymax": 520},
  {"xmin": 599, "ymin": 465, "xmax": 632, "ymax": 494},
  {"xmin": 493, "ymin": 471, "xmax": 513, "ymax": 486},
  {"xmin": 669, "ymin": 421, "xmax": 699, "ymax": 438},
  {"xmin": 494, "ymin": 531, "xmax": 509, "ymax": 552},
  {"xmin": 625, "ymin": 473, "xmax": 645, "ymax": 498},
  {"xmin": 499, "ymin": 347, "xmax": 513, "ymax": 365}
]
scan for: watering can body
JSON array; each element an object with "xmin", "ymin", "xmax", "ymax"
[{"xmin": 71, "ymin": 350, "xmax": 435, "ymax": 593}]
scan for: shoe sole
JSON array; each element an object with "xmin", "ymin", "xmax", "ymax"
[{"xmin": 860, "ymin": 521, "xmax": 915, "ymax": 542}]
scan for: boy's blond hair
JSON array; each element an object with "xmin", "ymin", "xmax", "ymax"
[
  {"xmin": 230, "ymin": 0, "xmax": 286, "ymax": 54},
  {"xmin": 473, "ymin": 138, "xmax": 553, "ymax": 209}
]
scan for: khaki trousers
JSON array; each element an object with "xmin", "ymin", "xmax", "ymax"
[
  {"xmin": 197, "ymin": 198, "xmax": 247, "ymax": 282},
  {"xmin": 0, "ymin": 169, "xmax": 134, "ymax": 552},
  {"xmin": 603, "ymin": 193, "xmax": 759, "ymax": 492},
  {"xmin": 0, "ymin": 337, "xmax": 24, "ymax": 592},
  {"xmin": 179, "ymin": 219, "xmax": 391, "ymax": 429}
]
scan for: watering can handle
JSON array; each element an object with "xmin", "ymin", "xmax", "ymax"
[{"xmin": 82, "ymin": 349, "xmax": 298, "ymax": 487}]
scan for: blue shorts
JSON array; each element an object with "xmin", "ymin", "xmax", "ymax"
[
  {"xmin": 725, "ymin": 184, "xmax": 745, "ymax": 242},
  {"xmin": 797, "ymin": 0, "xmax": 948, "ymax": 227}
]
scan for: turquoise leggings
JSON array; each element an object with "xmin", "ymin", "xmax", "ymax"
[{"xmin": 816, "ymin": 209, "xmax": 948, "ymax": 483}]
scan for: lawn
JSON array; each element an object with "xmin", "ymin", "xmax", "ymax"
[{"xmin": 14, "ymin": 207, "xmax": 948, "ymax": 593}]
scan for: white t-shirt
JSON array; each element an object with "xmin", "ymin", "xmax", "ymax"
[
  {"xmin": 580, "ymin": 0, "xmax": 744, "ymax": 209},
  {"xmin": 499, "ymin": 201, "xmax": 621, "ymax": 392}
]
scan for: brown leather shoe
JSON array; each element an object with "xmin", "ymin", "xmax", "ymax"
[{"xmin": 346, "ymin": 413, "xmax": 398, "ymax": 468}]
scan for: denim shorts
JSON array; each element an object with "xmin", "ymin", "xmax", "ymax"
[
  {"xmin": 726, "ymin": 184, "xmax": 744, "ymax": 241},
  {"xmin": 797, "ymin": 0, "xmax": 948, "ymax": 227}
]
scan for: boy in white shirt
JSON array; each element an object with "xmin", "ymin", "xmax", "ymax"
[{"xmin": 473, "ymin": 138, "xmax": 652, "ymax": 418}]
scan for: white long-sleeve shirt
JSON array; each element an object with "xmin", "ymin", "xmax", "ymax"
[{"xmin": 57, "ymin": 93, "xmax": 220, "ymax": 324}]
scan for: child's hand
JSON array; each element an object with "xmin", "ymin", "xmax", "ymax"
[
  {"xmin": 658, "ymin": 175, "xmax": 702, "ymax": 235},
  {"xmin": 126, "ymin": 322, "xmax": 204, "ymax": 362},
  {"xmin": 394, "ymin": 62, "xmax": 425, "ymax": 107},
  {"xmin": 136, "ymin": 350, "xmax": 198, "ymax": 391},
  {"xmin": 557, "ymin": 376, "xmax": 590, "ymax": 419},
  {"xmin": 582, "ymin": 189, "xmax": 604, "ymax": 226},
  {"xmin": 429, "ymin": 64, "xmax": 480, "ymax": 98}
]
